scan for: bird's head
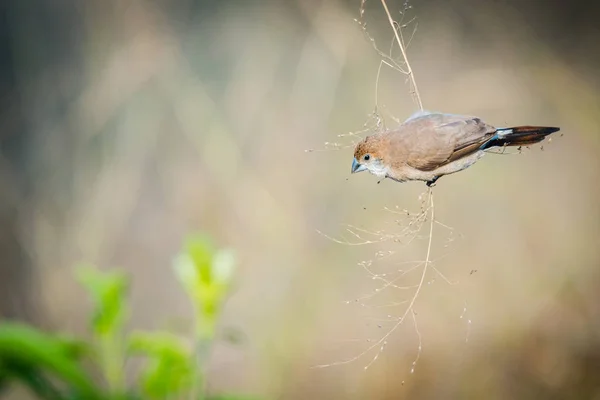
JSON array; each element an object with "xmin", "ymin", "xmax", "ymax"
[{"xmin": 351, "ymin": 135, "xmax": 388, "ymax": 178}]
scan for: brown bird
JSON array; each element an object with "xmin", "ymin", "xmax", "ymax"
[{"xmin": 351, "ymin": 111, "xmax": 560, "ymax": 186}]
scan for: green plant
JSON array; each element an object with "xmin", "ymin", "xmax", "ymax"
[{"xmin": 0, "ymin": 233, "xmax": 259, "ymax": 400}]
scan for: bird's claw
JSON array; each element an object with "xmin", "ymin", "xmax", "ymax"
[{"xmin": 426, "ymin": 177, "xmax": 439, "ymax": 187}]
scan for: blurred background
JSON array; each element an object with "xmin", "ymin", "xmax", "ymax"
[{"xmin": 1, "ymin": 0, "xmax": 599, "ymax": 398}]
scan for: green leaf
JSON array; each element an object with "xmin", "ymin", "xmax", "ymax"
[
  {"xmin": 128, "ymin": 331, "xmax": 194, "ymax": 399},
  {"xmin": 173, "ymin": 253, "xmax": 198, "ymax": 300},
  {"xmin": 76, "ymin": 266, "xmax": 129, "ymax": 336},
  {"xmin": 0, "ymin": 323, "xmax": 100, "ymax": 400},
  {"xmin": 76, "ymin": 266, "xmax": 129, "ymax": 393},
  {"xmin": 185, "ymin": 234, "xmax": 216, "ymax": 285},
  {"xmin": 211, "ymin": 249, "xmax": 236, "ymax": 285},
  {"xmin": 173, "ymin": 234, "xmax": 237, "ymax": 342},
  {"xmin": 128, "ymin": 331, "xmax": 190, "ymax": 357}
]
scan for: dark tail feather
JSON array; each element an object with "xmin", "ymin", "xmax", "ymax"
[{"xmin": 485, "ymin": 126, "xmax": 560, "ymax": 148}]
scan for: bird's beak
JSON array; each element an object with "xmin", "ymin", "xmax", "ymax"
[{"xmin": 351, "ymin": 158, "xmax": 367, "ymax": 174}]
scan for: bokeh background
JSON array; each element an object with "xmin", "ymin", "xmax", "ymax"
[{"xmin": 1, "ymin": 0, "xmax": 599, "ymax": 398}]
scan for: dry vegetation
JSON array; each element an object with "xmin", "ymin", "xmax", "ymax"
[
  {"xmin": 311, "ymin": 0, "xmax": 462, "ymax": 375},
  {"xmin": 1, "ymin": 0, "xmax": 600, "ymax": 399}
]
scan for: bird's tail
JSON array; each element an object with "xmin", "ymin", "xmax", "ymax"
[{"xmin": 485, "ymin": 126, "xmax": 560, "ymax": 148}]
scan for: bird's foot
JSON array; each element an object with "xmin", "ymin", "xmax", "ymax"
[{"xmin": 426, "ymin": 177, "xmax": 439, "ymax": 187}]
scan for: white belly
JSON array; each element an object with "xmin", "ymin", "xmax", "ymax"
[
  {"xmin": 402, "ymin": 151, "xmax": 486, "ymax": 182},
  {"xmin": 432, "ymin": 150, "xmax": 486, "ymax": 176}
]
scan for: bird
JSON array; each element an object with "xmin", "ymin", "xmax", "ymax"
[{"xmin": 351, "ymin": 110, "xmax": 560, "ymax": 186}]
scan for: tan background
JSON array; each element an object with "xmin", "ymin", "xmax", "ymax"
[{"xmin": 1, "ymin": 0, "xmax": 599, "ymax": 398}]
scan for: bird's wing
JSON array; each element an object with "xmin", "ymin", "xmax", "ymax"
[{"xmin": 387, "ymin": 113, "xmax": 497, "ymax": 171}]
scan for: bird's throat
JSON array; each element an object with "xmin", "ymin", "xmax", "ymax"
[{"xmin": 367, "ymin": 163, "xmax": 389, "ymax": 178}]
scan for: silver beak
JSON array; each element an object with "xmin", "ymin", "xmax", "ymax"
[{"xmin": 351, "ymin": 158, "xmax": 366, "ymax": 174}]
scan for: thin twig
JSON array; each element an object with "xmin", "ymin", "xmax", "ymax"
[
  {"xmin": 380, "ymin": 0, "xmax": 424, "ymax": 110},
  {"xmin": 410, "ymin": 309, "xmax": 422, "ymax": 374},
  {"xmin": 312, "ymin": 189, "xmax": 435, "ymax": 369}
]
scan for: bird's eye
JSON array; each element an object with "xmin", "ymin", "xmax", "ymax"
[{"xmin": 364, "ymin": 154, "xmax": 370, "ymax": 161}]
